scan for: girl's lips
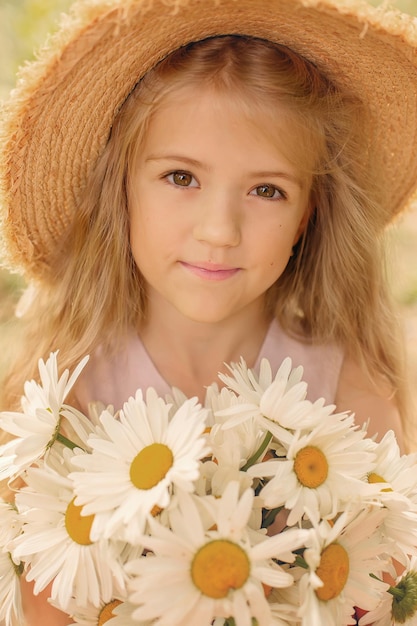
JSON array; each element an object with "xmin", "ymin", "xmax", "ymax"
[{"xmin": 180, "ymin": 261, "xmax": 240, "ymax": 281}]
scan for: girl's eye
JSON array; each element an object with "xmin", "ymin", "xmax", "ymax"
[
  {"xmin": 251, "ymin": 184, "xmax": 285, "ymax": 200},
  {"xmin": 166, "ymin": 171, "xmax": 197, "ymax": 187}
]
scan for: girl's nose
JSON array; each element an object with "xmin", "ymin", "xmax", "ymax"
[{"xmin": 193, "ymin": 192, "xmax": 241, "ymax": 248}]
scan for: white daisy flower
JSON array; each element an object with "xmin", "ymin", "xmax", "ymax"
[
  {"xmin": 367, "ymin": 431, "xmax": 417, "ymax": 502},
  {"xmin": 200, "ymin": 457, "xmax": 254, "ymax": 501},
  {"xmin": 54, "ymin": 597, "xmax": 141, "ymax": 626},
  {"xmin": 357, "ymin": 595, "xmax": 393, "ymax": 626},
  {"xmin": 198, "ymin": 456, "xmax": 264, "ymax": 531},
  {"xmin": 0, "ymin": 500, "xmax": 22, "ymax": 548},
  {"xmin": 249, "ymin": 411, "xmax": 376, "ymax": 526},
  {"xmin": 265, "ymin": 582, "xmax": 302, "ymax": 625},
  {"xmin": 209, "ymin": 387, "xmax": 268, "ymax": 467},
  {"xmin": 298, "ymin": 506, "xmax": 390, "ymax": 626},
  {"xmin": 219, "ymin": 357, "xmax": 304, "ymax": 404},
  {"xmin": 126, "ymin": 482, "xmax": 309, "ymax": 626},
  {"xmin": 200, "ymin": 388, "xmax": 268, "ymax": 529},
  {"xmin": 365, "ymin": 430, "xmax": 417, "ymax": 556},
  {"xmin": 70, "ymin": 389, "xmax": 210, "ymax": 543},
  {"xmin": 369, "ymin": 430, "xmax": 417, "ymax": 492},
  {"xmin": 216, "ymin": 358, "xmax": 320, "ymax": 443},
  {"xmin": 10, "ymin": 451, "xmax": 125, "ymax": 612},
  {"xmin": 0, "ymin": 550, "xmax": 24, "ymax": 626},
  {"xmin": 106, "ymin": 601, "xmax": 152, "ymax": 625},
  {"xmin": 202, "ymin": 391, "xmax": 266, "ymax": 502},
  {"xmin": 359, "ymin": 556, "xmax": 417, "ymax": 626},
  {"xmin": 0, "ymin": 500, "xmax": 24, "ymax": 626},
  {"xmin": 0, "ymin": 352, "xmax": 90, "ymax": 480},
  {"xmin": 0, "ymin": 502, "xmax": 24, "ymax": 626}
]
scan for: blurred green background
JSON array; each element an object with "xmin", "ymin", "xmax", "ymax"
[{"xmin": 0, "ymin": 0, "xmax": 416, "ymax": 384}]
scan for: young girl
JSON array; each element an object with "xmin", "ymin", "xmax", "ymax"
[{"xmin": 1, "ymin": 0, "xmax": 417, "ymax": 623}]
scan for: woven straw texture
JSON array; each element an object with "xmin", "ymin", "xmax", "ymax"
[{"xmin": 1, "ymin": 0, "xmax": 417, "ymax": 277}]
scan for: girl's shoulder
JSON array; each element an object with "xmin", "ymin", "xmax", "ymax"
[{"xmin": 335, "ymin": 353, "xmax": 404, "ymax": 450}]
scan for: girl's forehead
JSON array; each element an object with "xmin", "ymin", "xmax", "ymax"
[{"xmin": 153, "ymin": 84, "xmax": 319, "ymax": 157}]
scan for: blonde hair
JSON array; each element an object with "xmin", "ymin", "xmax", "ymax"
[{"xmin": 1, "ymin": 36, "xmax": 413, "ymax": 445}]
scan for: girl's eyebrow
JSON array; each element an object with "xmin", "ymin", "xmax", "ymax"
[
  {"xmin": 249, "ymin": 170, "xmax": 303, "ymax": 187},
  {"xmin": 146, "ymin": 154, "xmax": 204, "ymax": 169},
  {"xmin": 146, "ymin": 154, "xmax": 302, "ymax": 186}
]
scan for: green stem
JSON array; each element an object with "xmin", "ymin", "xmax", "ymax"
[
  {"xmin": 55, "ymin": 432, "xmax": 81, "ymax": 450},
  {"xmin": 241, "ymin": 431, "xmax": 273, "ymax": 471},
  {"xmin": 263, "ymin": 506, "xmax": 283, "ymax": 528},
  {"xmin": 370, "ymin": 573, "xmax": 405, "ymax": 601},
  {"xmin": 388, "ymin": 585, "xmax": 406, "ymax": 601}
]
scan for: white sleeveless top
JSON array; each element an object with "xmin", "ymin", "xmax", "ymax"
[{"xmin": 75, "ymin": 320, "xmax": 344, "ymax": 413}]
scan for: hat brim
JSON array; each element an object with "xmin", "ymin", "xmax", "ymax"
[{"xmin": 1, "ymin": 0, "xmax": 417, "ymax": 276}]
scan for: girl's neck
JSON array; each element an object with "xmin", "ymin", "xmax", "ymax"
[{"xmin": 138, "ymin": 306, "xmax": 272, "ymax": 400}]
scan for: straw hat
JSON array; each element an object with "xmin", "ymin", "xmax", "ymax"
[{"xmin": 1, "ymin": 0, "xmax": 417, "ymax": 278}]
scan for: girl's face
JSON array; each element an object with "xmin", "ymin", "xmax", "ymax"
[{"xmin": 128, "ymin": 88, "xmax": 311, "ymax": 327}]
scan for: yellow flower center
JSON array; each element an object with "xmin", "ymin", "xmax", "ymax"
[
  {"xmin": 130, "ymin": 443, "xmax": 173, "ymax": 489},
  {"xmin": 65, "ymin": 498, "xmax": 94, "ymax": 545},
  {"xmin": 98, "ymin": 600, "xmax": 122, "ymax": 625},
  {"xmin": 368, "ymin": 472, "xmax": 393, "ymax": 492},
  {"xmin": 191, "ymin": 539, "xmax": 250, "ymax": 598},
  {"xmin": 294, "ymin": 445, "xmax": 328, "ymax": 488},
  {"xmin": 315, "ymin": 543, "xmax": 349, "ymax": 601}
]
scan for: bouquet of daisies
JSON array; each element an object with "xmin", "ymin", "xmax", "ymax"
[{"xmin": 1, "ymin": 353, "xmax": 417, "ymax": 626}]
